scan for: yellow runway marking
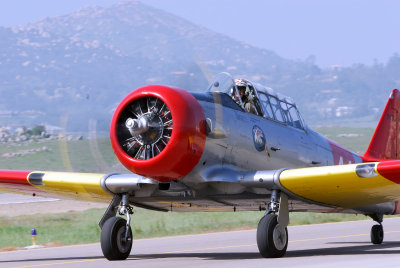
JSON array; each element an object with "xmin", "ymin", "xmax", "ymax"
[{"xmin": 12, "ymin": 259, "xmax": 104, "ymax": 268}]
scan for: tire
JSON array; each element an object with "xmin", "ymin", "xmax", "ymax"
[
  {"xmin": 370, "ymin": 224, "xmax": 383, "ymax": 244},
  {"xmin": 101, "ymin": 217, "xmax": 133, "ymax": 260},
  {"xmin": 257, "ymin": 214, "xmax": 288, "ymax": 258}
]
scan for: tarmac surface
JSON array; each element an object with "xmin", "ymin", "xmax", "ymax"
[{"xmin": 2, "ymin": 217, "xmax": 400, "ymax": 268}]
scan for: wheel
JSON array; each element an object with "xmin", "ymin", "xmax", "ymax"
[
  {"xmin": 257, "ymin": 214, "xmax": 288, "ymax": 258},
  {"xmin": 370, "ymin": 224, "xmax": 383, "ymax": 244},
  {"xmin": 101, "ymin": 217, "xmax": 133, "ymax": 260}
]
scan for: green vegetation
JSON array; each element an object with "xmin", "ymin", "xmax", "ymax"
[
  {"xmin": 0, "ymin": 138, "xmax": 126, "ymax": 173},
  {"xmin": 314, "ymin": 126, "xmax": 374, "ymax": 154},
  {"xmin": 0, "ymin": 208, "xmax": 371, "ymax": 250}
]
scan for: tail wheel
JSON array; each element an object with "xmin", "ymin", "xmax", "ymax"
[
  {"xmin": 101, "ymin": 217, "xmax": 132, "ymax": 260},
  {"xmin": 116, "ymin": 96, "xmax": 173, "ymax": 160},
  {"xmin": 257, "ymin": 214, "xmax": 288, "ymax": 258},
  {"xmin": 370, "ymin": 224, "xmax": 384, "ymax": 244}
]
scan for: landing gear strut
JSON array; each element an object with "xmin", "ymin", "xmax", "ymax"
[
  {"xmin": 370, "ymin": 213, "xmax": 384, "ymax": 245},
  {"xmin": 100, "ymin": 194, "xmax": 134, "ymax": 260},
  {"xmin": 257, "ymin": 190, "xmax": 289, "ymax": 258}
]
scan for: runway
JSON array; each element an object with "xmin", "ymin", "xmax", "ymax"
[{"xmin": 2, "ymin": 217, "xmax": 400, "ymax": 268}]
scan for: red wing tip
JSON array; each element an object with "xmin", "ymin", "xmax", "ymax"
[
  {"xmin": 0, "ymin": 170, "xmax": 32, "ymax": 184},
  {"xmin": 377, "ymin": 161, "xmax": 400, "ymax": 184}
]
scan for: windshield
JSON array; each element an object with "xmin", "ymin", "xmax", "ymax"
[
  {"xmin": 208, "ymin": 72, "xmax": 235, "ymax": 93},
  {"xmin": 208, "ymin": 72, "xmax": 244, "ymax": 107}
]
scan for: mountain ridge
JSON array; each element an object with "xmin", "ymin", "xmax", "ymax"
[{"xmin": 0, "ymin": 0, "xmax": 399, "ymax": 131}]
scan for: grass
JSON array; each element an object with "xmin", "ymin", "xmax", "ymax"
[
  {"xmin": 0, "ymin": 138, "xmax": 126, "ymax": 173},
  {"xmin": 314, "ymin": 126, "xmax": 374, "ymax": 154},
  {"xmin": 0, "ymin": 208, "xmax": 373, "ymax": 250},
  {"xmin": 0, "ymin": 126, "xmax": 386, "ymax": 250}
]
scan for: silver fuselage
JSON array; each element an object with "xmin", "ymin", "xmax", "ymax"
[{"xmin": 129, "ymin": 91, "xmax": 394, "ymax": 216}]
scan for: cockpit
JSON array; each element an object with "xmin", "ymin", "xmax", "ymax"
[{"xmin": 208, "ymin": 72, "xmax": 305, "ymax": 130}]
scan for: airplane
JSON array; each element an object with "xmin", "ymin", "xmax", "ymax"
[{"xmin": 1, "ymin": 71, "xmax": 400, "ymax": 260}]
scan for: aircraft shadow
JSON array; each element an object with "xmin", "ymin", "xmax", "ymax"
[
  {"xmin": 286, "ymin": 241, "xmax": 400, "ymax": 258},
  {"xmin": 129, "ymin": 252, "xmax": 261, "ymax": 260},
  {"xmin": 0, "ymin": 256, "xmax": 104, "ymax": 264},
  {"xmin": 131, "ymin": 241, "xmax": 400, "ymax": 260}
]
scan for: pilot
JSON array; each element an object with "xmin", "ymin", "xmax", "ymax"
[{"xmin": 234, "ymin": 79, "xmax": 257, "ymax": 114}]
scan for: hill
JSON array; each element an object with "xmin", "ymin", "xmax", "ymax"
[{"xmin": 0, "ymin": 0, "xmax": 399, "ymax": 130}]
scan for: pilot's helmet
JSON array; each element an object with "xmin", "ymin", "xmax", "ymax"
[
  {"xmin": 235, "ymin": 78, "xmax": 248, "ymax": 92},
  {"xmin": 235, "ymin": 78, "xmax": 247, "ymax": 89}
]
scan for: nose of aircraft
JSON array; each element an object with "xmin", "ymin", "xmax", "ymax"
[{"xmin": 110, "ymin": 85, "xmax": 206, "ymax": 182}]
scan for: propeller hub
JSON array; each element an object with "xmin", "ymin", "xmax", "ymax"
[
  {"xmin": 128, "ymin": 113, "xmax": 164, "ymax": 145},
  {"xmin": 125, "ymin": 117, "xmax": 149, "ymax": 135}
]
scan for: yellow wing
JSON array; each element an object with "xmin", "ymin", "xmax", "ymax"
[
  {"xmin": 279, "ymin": 161, "xmax": 400, "ymax": 208},
  {"xmin": 0, "ymin": 170, "xmax": 155, "ymax": 203}
]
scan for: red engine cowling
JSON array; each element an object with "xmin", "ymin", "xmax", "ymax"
[{"xmin": 110, "ymin": 86, "xmax": 206, "ymax": 182}]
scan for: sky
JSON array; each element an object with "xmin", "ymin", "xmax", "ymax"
[{"xmin": 0, "ymin": 0, "xmax": 399, "ymax": 68}]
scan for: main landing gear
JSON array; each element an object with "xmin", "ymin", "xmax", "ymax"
[
  {"xmin": 370, "ymin": 214, "xmax": 384, "ymax": 245},
  {"xmin": 257, "ymin": 190, "xmax": 289, "ymax": 258},
  {"xmin": 100, "ymin": 194, "xmax": 134, "ymax": 260}
]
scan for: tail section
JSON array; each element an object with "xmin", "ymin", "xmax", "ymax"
[{"xmin": 363, "ymin": 89, "xmax": 400, "ymax": 161}]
